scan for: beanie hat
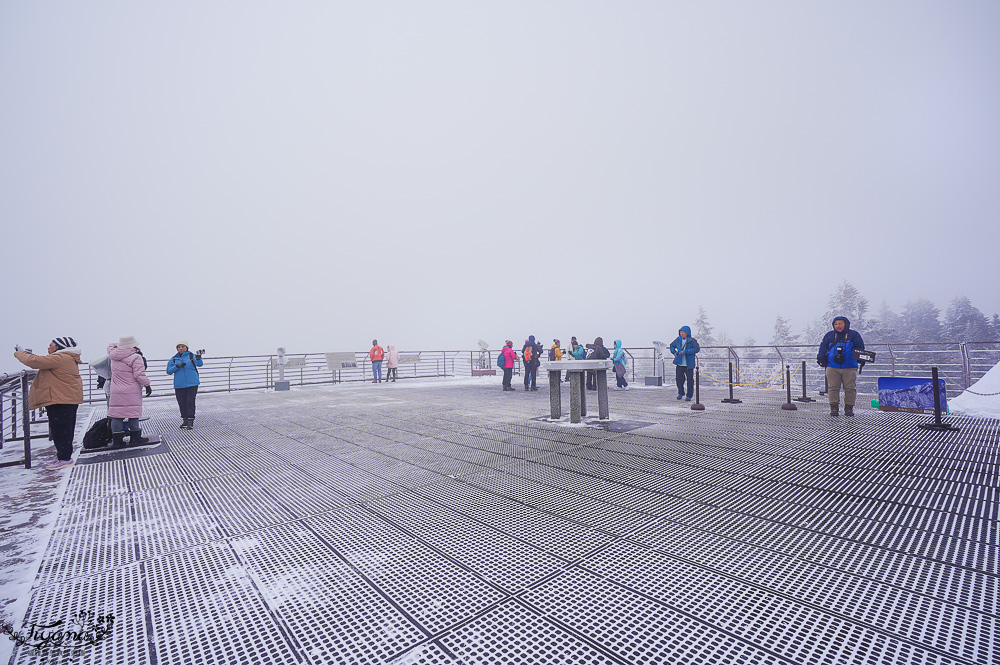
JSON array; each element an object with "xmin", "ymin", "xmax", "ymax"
[
  {"xmin": 554, "ymin": 339, "xmax": 560, "ymax": 345},
  {"xmin": 176, "ymin": 340, "xmax": 189, "ymax": 348},
  {"xmin": 529, "ymin": 335, "xmax": 536, "ymax": 343},
  {"xmin": 118, "ymin": 335, "xmax": 139, "ymax": 348},
  {"xmin": 52, "ymin": 337, "xmax": 77, "ymax": 350},
  {"xmin": 505, "ymin": 340, "xmax": 513, "ymax": 347}
]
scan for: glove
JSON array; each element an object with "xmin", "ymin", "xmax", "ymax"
[
  {"xmin": 817, "ymin": 361, "xmax": 827, "ymax": 367},
  {"xmin": 96, "ymin": 376, "xmax": 106, "ymax": 389},
  {"xmin": 15, "ymin": 344, "xmax": 23, "ymax": 352},
  {"xmin": 145, "ymin": 385, "xmax": 152, "ymax": 397},
  {"xmin": 176, "ymin": 362, "xmax": 187, "ymax": 368}
]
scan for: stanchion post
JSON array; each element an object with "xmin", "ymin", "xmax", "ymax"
[
  {"xmin": 917, "ymin": 367, "xmax": 959, "ymax": 432},
  {"xmin": 819, "ymin": 372, "xmax": 828, "ymax": 396},
  {"xmin": 691, "ymin": 366, "xmax": 705, "ymax": 411},
  {"xmin": 781, "ymin": 365, "xmax": 798, "ymax": 410},
  {"xmin": 793, "ymin": 360, "xmax": 816, "ymax": 403},
  {"xmin": 721, "ymin": 361, "xmax": 742, "ymax": 404}
]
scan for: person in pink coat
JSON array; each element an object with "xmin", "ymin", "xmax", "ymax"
[
  {"xmin": 385, "ymin": 344, "xmax": 400, "ymax": 382},
  {"xmin": 501, "ymin": 340, "xmax": 518, "ymax": 391},
  {"xmin": 108, "ymin": 335, "xmax": 152, "ymax": 446}
]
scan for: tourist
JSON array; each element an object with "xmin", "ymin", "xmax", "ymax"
[
  {"xmin": 669, "ymin": 326, "xmax": 700, "ymax": 401},
  {"xmin": 167, "ymin": 341, "xmax": 203, "ymax": 429},
  {"xmin": 501, "ymin": 340, "xmax": 518, "ymax": 391},
  {"xmin": 569, "ymin": 337, "xmax": 587, "ymax": 360},
  {"xmin": 522, "ymin": 335, "xmax": 542, "ymax": 391},
  {"xmin": 386, "ymin": 344, "xmax": 400, "ymax": 382},
  {"xmin": 585, "ymin": 337, "xmax": 609, "ymax": 390},
  {"xmin": 612, "ymin": 339, "xmax": 629, "ymax": 390},
  {"xmin": 13, "ymin": 337, "xmax": 84, "ymax": 470},
  {"xmin": 108, "ymin": 335, "xmax": 152, "ymax": 446},
  {"xmin": 369, "ymin": 339, "xmax": 385, "ymax": 383},
  {"xmin": 816, "ymin": 316, "xmax": 866, "ymax": 416}
]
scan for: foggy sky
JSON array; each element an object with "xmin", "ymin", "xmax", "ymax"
[{"xmin": 3, "ymin": 1, "xmax": 998, "ymax": 371}]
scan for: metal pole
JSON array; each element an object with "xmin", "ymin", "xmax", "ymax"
[
  {"xmin": 722, "ymin": 362, "xmax": 742, "ymax": 403},
  {"xmin": 781, "ymin": 365, "xmax": 797, "ymax": 410},
  {"xmin": 691, "ymin": 363, "xmax": 705, "ymax": 411},
  {"xmin": 793, "ymin": 361, "xmax": 816, "ymax": 403},
  {"xmin": 22, "ymin": 372, "xmax": 31, "ymax": 469},
  {"xmin": 918, "ymin": 367, "xmax": 959, "ymax": 432}
]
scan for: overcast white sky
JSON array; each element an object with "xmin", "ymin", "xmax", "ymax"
[{"xmin": 2, "ymin": 1, "xmax": 998, "ymax": 371}]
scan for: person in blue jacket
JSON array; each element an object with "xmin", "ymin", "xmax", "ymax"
[
  {"xmin": 816, "ymin": 316, "xmax": 865, "ymax": 416},
  {"xmin": 669, "ymin": 326, "xmax": 700, "ymax": 401},
  {"xmin": 167, "ymin": 340, "xmax": 203, "ymax": 429},
  {"xmin": 612, "ymin": 340, "xmax": 629, "ymax": 390}
]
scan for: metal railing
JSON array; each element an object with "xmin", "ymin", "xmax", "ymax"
[{"xmin": 4, "ymin": 342, "xmax": 998, "ymax": 469}]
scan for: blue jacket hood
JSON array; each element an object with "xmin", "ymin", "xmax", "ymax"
[
  {"xmin": 679, "ymin": 326, "xmax": 692, "ymax": 336},
  {"xmin": 528, "ymin": 335, "xmax": 535, "ymax": 343},
  {"xmin": 613, "ymin": 340, "xmax": 622, "ymax": 350},
  {"xmin": 831, "ymin": 316, "xmax": 851, "ymax": 329}
]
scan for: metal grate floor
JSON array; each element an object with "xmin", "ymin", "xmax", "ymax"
[{"xmin": 10, "ymin": 380, "xmax": 998, "ymax": 664}]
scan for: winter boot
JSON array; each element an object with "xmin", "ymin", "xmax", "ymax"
[
  {"xmin": 830, "ymin": 404, "xmax": 840, "ymax": 416},
  {"xmin": 128, "ymin": 428, "xmax": 150, "ymax": 446},
  {"xmin": 180, "ymin": 418, "xmax": 194, "ymax": 430},
  {"xmin": 844, "ymin": 405, "xmax": 855, "ymax": 416},
  {"xmin": 111, "ymin": 432, "xmax": 128, "ymax": 448}
]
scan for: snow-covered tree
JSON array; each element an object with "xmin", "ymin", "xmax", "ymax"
[
  {"xmin": 770, "ymin": 313, "xmax": 799, "ymax": 346},
  {"xmin": 693, "ymin": 307, "xmax": 716, "ymax": 345},
  {"xmin": 992, "ymin": 314, "xmax": 1000, "ymax": 340},
  {"xmin": 944, "ymin": 296, "xmax": 993, "ymax": 342},
  {"xmin": 827, "ymin": 281, "xmax": 869, "ymax": 329},
  {"xmin": 867, "ymin": 301, "xmax": 902, "ymax": 344},
  {"xmin": 900, "ymin": 298, "xmax": 942, "ymax": 343},
  {"xmin": 716, "ymin": 331, "xmax": 734, "ymax": 347}
]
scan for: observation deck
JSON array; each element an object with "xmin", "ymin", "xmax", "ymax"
[{"xmin": 3, "ymin": 377, "xmax": 997, "ymax": 664}]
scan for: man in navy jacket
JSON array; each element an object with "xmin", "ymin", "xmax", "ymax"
[{"xmin": 816, "ymin": 316, "xmax": 865, "ymax": 416}]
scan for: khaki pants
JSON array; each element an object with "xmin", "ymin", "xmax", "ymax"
[{"xmin": 826, "ymin": 366, "xmax": 858, "ymax": 406}]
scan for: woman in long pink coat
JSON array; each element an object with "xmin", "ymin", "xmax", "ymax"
[{"xmin": 108, "ymin": 335, "xmax": 151, "ymax": 446}]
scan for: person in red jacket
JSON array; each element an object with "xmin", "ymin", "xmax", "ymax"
[{"xmin": 369, "ymin": 339, "xmax": 385, "ymax": 383}]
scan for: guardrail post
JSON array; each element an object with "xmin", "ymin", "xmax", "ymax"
[
  {"xmin": 781, "ymin": 365, "xmax": 797, "ymax": 411},
  {"xmin": 793, "ymin": 361, "xmax": 816, "ymax": 403},
  {"xmin": 22, "ymin": 372, "xmax": 32, "ymax": 469},
  {"xmin": 691, "ymin": 361, "xmax": 705, "ymax": 411},
  {"xmin": 917, "ymin": 367, "xmax": 959, "ymax": 432},
  {"xmin": 722, "ymin": 362, "xmax": 742, "ymax": 403}
]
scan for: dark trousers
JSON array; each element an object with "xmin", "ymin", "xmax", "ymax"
[
  {"xmin": 524, "ymin": 364, "xmax": 537, "ymax": 389},
  {"xmin": 676, "ymin": 365, "xmax": 694, "ymax": 398},
  {"xmin": 502, "ymin": 367, "xmax": 513, "ymax": 388},
  {"xmin": 175, "ymin": 386, "xmax": 199, "ymax": 419},
  {"xmin": 386, "ymin": 367, "xmax": 397, "ymax": 381},
  {"xmin": 47, "ymin": 403, "xmax": 79, "ymax": 461}
]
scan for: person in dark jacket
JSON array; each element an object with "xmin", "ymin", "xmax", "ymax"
[
  {"xmin": 585, "ymin": 337, "xmax": 609, "ymax": 390},
  {"xmin": 669, "ymin": 326, "xmax": 700, "ymax": 401},
  {"xmin": 817, "ymin": 316, "xmax": 865, "ymax": 416},
  {"xmin": 167, "ymin": 340, "xmax": 203, "ymax": 429},
  {"xmin": 522, "ymin": 335, "xmax": 542, "ymax": 391}
]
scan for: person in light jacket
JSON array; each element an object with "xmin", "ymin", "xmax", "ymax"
[
  {"xmin": 167, "ymin": 340, "xmax": 203, "ymax": 429},
  {"xmin": 669, "ymin": 326, "xmax": 700, "ymax": 401},
  {"xmin": 108, "ymin": 335, "xmax": 152, "ymax": 446},
  {"xmin": 612, "ymin": 339, "xmax": 629, "ymax": 390},
  {"xmin": 385, "ymin": 344, "xmax": 400, "ymax": 382},
  {"xmin": 13, "ymin": 337, "xmax": 84, "ymax": 470}
]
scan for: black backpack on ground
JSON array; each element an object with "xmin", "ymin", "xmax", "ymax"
[{"xmin": 82, "ymin": 417, "xmax": 112, "ymax": 449}]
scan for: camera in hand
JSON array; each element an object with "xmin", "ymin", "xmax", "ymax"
[
  {"xmin": 832, "ymin": 345, "xmax": 846, "ymax": 365},
  {"xmin": 197, "ymin": 349, "xmax": 206, "ymax": 355}
]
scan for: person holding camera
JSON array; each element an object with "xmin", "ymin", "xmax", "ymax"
[
  {"xmin": 167, "ymin": 341, "xmax": 203, "ymax": 429},
  {"xmin": 14, "ymin": 337, "xmax": 84, "ymax": 470},
  {"xmin": 669, "ymin": 326, "xmax": 700, "ymax": 400},
  {"xmin": 817, "ymin": 316, "xmax": 866, "ymax": 416}
]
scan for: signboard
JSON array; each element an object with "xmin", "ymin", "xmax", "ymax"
[
  {"xmin": 325, "ymin": 352, "xmax": 358, "ymax": 371},
  {"xmin": 397, "ymin": 353, "xmax": 421, "ymax": 365},
  {"xmin": 269, "ymin": 357, "xmax": 307, "ymax": 369},
  {"xmin": 877, "ymin": 377, "xmax": 947, "ymax": 414}
]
